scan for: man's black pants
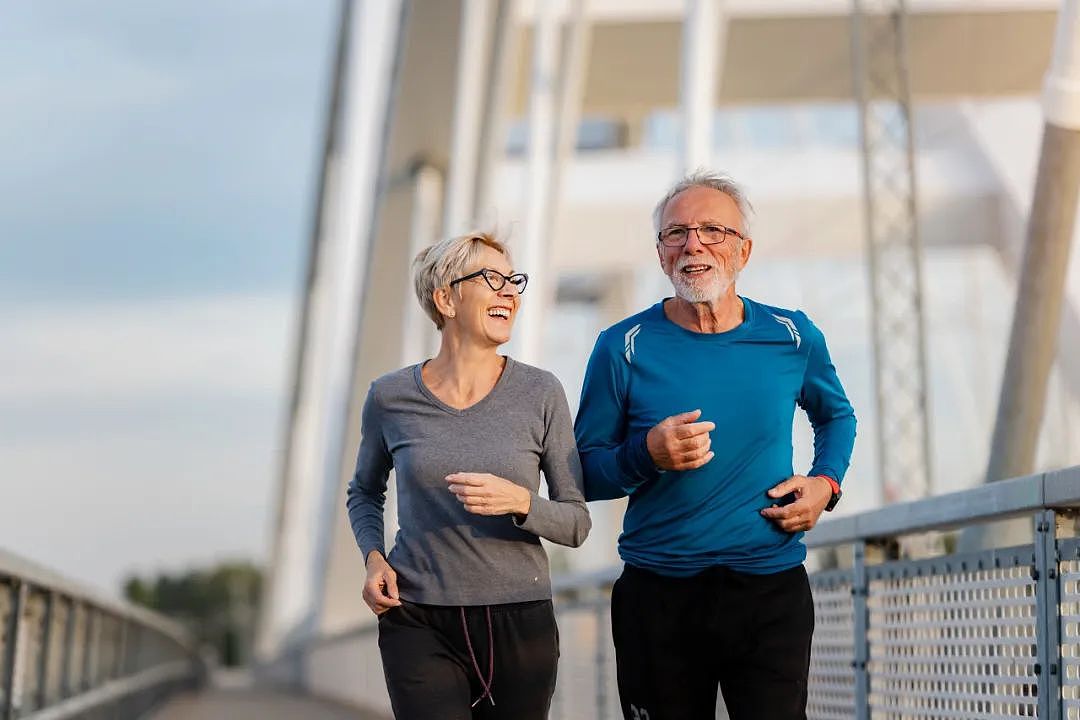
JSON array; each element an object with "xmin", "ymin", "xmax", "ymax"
[
  {"xmin": 610, "ymin": 563, "xmax": 814, "ymax": 720},
  {"xmin": 378, "ymin": 599, "xmax": 559, "ymax": 720}
]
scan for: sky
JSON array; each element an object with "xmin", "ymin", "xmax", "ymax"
[
  {"xmin": 1, "ymin": 1, "xmax": 338, "ymax": 593},
  {"xmin": 4, "ymin": 1, "xmax": 1079, "ymax": 602}
]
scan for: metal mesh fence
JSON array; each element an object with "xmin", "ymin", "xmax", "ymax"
[
  {"xmin": 866, "ymin": 548, "xmax": 1039, "ymax": 719},
  {"xmin": 309, "ymin": 528, "xmax": 1080, "ymax": 719},
  {"xmin": 549, "ymin": 550, "xmax": 1056, "ymax": 719},
  {"xmin": 808, "ymin": 569, "xmax": 857, "ymax": 720},
  {"xmin": 1062, "ymin": 538, "xmax": 1080, "ymax": 720}
]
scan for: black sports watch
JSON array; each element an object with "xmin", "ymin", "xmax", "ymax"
[{"xmin": 821, "ymin": 476, "xmax": 842, "ymax": 512}]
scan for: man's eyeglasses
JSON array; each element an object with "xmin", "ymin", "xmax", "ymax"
[
  {"xmin": 449, "ymin": 268, "xmax": 529, "ymax": 294},
  {"xmin": 657, "ymin": 224, "xmax": 746, "ymax": 247}
]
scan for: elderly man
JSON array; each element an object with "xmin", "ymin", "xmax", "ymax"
[{"xmin": 575, "ymin": 171, "xmax": 856, "ymax": 720}]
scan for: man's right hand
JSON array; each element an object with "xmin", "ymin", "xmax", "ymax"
[
  {"xmin": 363, "ymin": 550, "xmax": 402, "ymax": 615},
  {"xmin": 646, "ymin": 409, "xmax": 716, "ymax": 471}
]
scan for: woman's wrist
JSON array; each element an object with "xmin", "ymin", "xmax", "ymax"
[{"xmin": 516, "ymin": 486, "xmax": 532, "ymax": 517}]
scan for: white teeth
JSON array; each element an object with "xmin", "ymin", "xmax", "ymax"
[{"xmin": 488, "ymin": 308, "xmax": 510, "ymax": 318}]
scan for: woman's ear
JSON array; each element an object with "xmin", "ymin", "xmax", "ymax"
[{"xmin": 432, "ymin": 286, "xmax": 456, "ymax": 320}]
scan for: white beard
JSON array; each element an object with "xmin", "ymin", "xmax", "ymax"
[{"xmin": 669, "ymin": 261, "xmax": 737, "ymax": 303}]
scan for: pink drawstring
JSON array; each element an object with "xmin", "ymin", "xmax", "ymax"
[{"xmin": 460, "ymin": 606, "xmax": 495, "ymax": 707}]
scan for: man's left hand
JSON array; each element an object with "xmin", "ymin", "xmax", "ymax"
[{"xmin": 760, "ymin": 475, "xmax": 833, "ymax": 533}]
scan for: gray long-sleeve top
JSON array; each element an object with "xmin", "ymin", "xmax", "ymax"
[{"xmin": 345, "ymin": 357, "xmax": 591, "ymax": 606}]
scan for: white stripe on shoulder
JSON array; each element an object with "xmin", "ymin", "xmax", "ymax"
[
  {"xmin": 624, "ymin": 324, "xmax": 642, "ymax": 364},
  {"xmin": 771, "ymin": 313, "xmax": 801, "ymax": 349}
]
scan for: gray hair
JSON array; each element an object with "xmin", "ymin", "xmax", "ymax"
[
  {"xmin": 412, "ymin": 230, "xmax": 512, "ymax": 330},
  {"xmin": 652, "ymin": 170, "xmax": 754, "ymax": 238}
]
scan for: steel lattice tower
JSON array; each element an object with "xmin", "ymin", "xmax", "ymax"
[{"xmin": 851, "ymin": 0, "xmax": 933, "ymax": 505}]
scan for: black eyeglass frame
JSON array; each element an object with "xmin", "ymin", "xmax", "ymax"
[
  {"xmin": 656, "ymin": 223, "xmax": 747, "ymax": 247},
  {"xmin": 448, "ymin": 268, "xmax": 530, "ymax": 294}
]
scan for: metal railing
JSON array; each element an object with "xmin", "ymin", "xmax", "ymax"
[
  {"xmin": 1, "ymin": 548, "xmax": 204, "ymax": 720},
  {"xmin": 801, "ymin": 466, "xmax": 1080, "ymax": 720},
  {"xmin": 299, "ymin": 465, "xmax": 1080, "ymax": 719},
  {"xmin": 547, "ymin": 466, "xmax": 1080, "ymax": 720}
]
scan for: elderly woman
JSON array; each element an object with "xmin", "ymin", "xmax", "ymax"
[{"xmin": 346, "ymin": 231, "xmax": 591, "ymax": 719}]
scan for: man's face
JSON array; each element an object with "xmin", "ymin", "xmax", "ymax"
[{"xmin": 657, "ymin": 187, "xmax": 752, "ymax": 304}]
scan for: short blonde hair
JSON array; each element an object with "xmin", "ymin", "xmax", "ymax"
[{"xmin": 413, "ymin": 231, "xmax": 513, "ymax": 330}]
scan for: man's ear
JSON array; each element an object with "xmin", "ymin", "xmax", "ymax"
[{"xmin": 739, "ymin": 237, "xmax": 753, "ymax": 269}]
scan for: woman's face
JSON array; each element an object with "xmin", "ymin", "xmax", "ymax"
[{"xmin": 448, "ymin": 244, "xmax": 524, "ymax": 348}]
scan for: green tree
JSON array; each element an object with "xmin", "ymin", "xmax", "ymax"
[{"xmin": 122, "ymin": 561, "xmax": 262, "ymax": 667}]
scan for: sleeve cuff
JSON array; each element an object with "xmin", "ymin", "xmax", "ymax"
[
  {"xmin": 810, "ymin": 469, "xmax": 841, "ymax": 490},
  {"xmin": 512, "ymin": 493, "xmax": 536, "ymax": 530},
  {"xmin": 359, "ymin": 540, "xmax": 386, "ymax": 561},
  {"xmin": 615, "ymin": 430, "xmax": 662, "ymax": 490},
  {"xmin": 812, "ymin": 468, "xmax": 842, "ymax": 490}
]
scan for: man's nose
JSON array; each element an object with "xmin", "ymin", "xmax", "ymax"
[{"xmin": 683, "ymin": 228, "xmax": 707, "ymax": 252}]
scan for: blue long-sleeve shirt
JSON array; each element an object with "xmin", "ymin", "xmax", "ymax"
[{"xmin": 574, "ymin": 297, "xmax": 856, "ymax": 575}]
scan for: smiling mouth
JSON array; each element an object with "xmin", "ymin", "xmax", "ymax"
[
  {"xmin": 680, "ymin": 264, "xmax": 714, "ymax": 275},
  {"xmin": 487, "ymin": 307, "xmax": 512, "ymax": 320}
]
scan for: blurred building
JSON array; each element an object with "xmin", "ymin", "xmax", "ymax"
[{"xmin": 256, "ymin": 0, "xmax": 1080, "ymax": 709}]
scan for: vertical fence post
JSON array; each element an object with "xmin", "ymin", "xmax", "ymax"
[
  {"xmin": 36, "ymin": 590, "xmax": 55, "ymax": 711},
  {"xmin": 59, "ymin": 598, "xmax": 75, "ymax": 699},
  {"xmin": 2, "ymin": 581, "xmax": 27, "ymax": 720},
  {"xmin": 127, "ymin": 624, "xmax": 141, "ymax": 678},
  {"xmin": 114, "ymin": 620, "xmax": 128, "ymax": 681},
  {"xmin": 81, "ymin": 608, "xmax": 95, "ymax": 693},
  {"xmin": 1035, "ymin": 509, "xmax": 1063, "ymax": 720},
  {"xmin": 852, "ymin": 540, "xmax": 871, "ymax": 720}
]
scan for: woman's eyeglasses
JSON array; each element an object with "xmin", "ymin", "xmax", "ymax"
[{"xmin": 449, "ymin": 268, "xmax": 529, "ymax": 294}]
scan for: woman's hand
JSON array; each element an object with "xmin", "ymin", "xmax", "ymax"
[
  {"xmin": 446, "ymin": 473, "xmax": 531, "ymax": 517},
  {"xmin": 363, "ymin": 550, "xmax": 402, "ymax": 615}
]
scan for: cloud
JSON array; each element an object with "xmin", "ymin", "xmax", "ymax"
[
  {"xmin": 1, "ymin": 295, "xmax": 294, "ymax": 403},
  {"xmin": 1, "ymin": 400, "xmax": 285, "ymax": 595},
  {"xmin": 0, "ymin": 0, "xmax": 336, "ymax": 303},
  {"xmin": 0, "ymin": 1, "xmax": 341, "ymax": 595},
  {"xmin": 0, "ymin": 294, "xmax": 297, "ymax": 592}
]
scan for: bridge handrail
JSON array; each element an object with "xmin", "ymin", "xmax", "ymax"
[
  {"xmin": 804, "ymin": 465, "xmax": 1080, "ymax": 548},
  {"xmin": 538, "ymin": 465, "xmax": 1080, "ymax": 597},
  {"xmin": 1, "ymin": 547, "xmax": 203, "ymax": 719},
  {"xmin": 0, "ymin": 549, "xmax": 190, "ymax": 647}
]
